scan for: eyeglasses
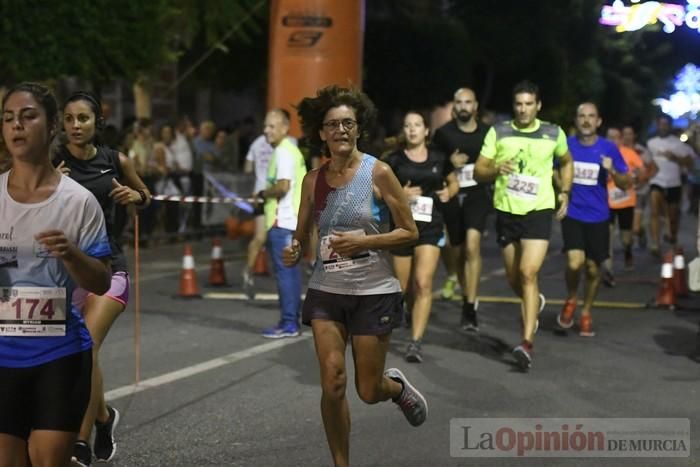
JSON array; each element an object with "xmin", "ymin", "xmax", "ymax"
[{"xmin": 322, "ymin": 119, "xmax": 357, "ymax": 131}]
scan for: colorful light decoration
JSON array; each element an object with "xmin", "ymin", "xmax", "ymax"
[
  {"xmin": 600, "ymin": 0, "xmax": 700, "ymax": 33},
  {"xmin": 652, "ymin": 64, "xmax": 700, "ymax": 119}
]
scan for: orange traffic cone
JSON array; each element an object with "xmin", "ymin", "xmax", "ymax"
[
  {"xmin": 253, "ymin": 248, "xmax": 269, "ymax": 276},
  {"xmin": 673, "ymin": 246, "xmax": 689, "ymax": 298},
  {"xmin": 178, "ymin": 244, "xmax": 201, "ymax": 298},
  {"xmin": 655, "ymin": 250, "xmax": 676, "ymax": 309},
  {"xmin": 225, "ymin": 216, "xmax": 240, "ymax": 240},
  {"xmin": 208, "ymin": 238, "xmax": 227, "ymax": 286}
]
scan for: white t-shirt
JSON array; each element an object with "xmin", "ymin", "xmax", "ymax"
[
  {"xmin": 271, "ymin": 140, "xmax": 303, "ymax": 231},
  {"xmin": 170, "ymin": 132, "xmax": 193, "ymax": 172},
  {"xmin": 0, "ymin": 172, "xmax": 111, "ymax": 367},
  {"xmin": 648, "ymin": 135, "xmax": 696, "ymax": 188},
  {"xmin": 246, "ymin": 135, "xmax": 273, "ymax": 193},
  {"xmin": 247, "ymin": 135, "xmax": 298, "ymax": 192}
]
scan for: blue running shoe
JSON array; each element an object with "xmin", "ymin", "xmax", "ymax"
[{"xmin": 262, "ymin": 322, "xmax": 301, "ymax": 339}]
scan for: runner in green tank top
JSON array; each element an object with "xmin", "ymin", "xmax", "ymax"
[{"xmin": 475, "ymin": 80, "xmax": 574, "ymax": 371}]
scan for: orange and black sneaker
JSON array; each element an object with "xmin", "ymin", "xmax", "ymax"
[
  {"xmin": 579, "ymin": 314, "xmax": 595, "ymax": 337},
  {"xmin": 557, "ymin": 298, "xmax": 577, "ymax": 329}
]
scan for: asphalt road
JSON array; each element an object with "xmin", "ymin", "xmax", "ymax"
[{"xmin": 95, "ymin": 215, "xmax": 700, "ymax": 466}]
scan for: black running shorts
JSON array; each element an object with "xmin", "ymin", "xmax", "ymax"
[
  {"xmin": 495, "ymin": 209, "xmax": 553, "ymax": 248},
  {"xmin": 561, "ymin": 217, "xmax": 610, "ymax": 264},
  {"xmin": 302, "ymin": 289, "xmax": 403, "ymax": 336},
  {"xmin": 650, "ymin": 184, "xmax": 682, "ymax": 204},
  {"xmin": 440, "ymin": 188, "xmax": 491, "ymax": 245},
  {"xmin": 0, "ymin": 350, "xmax": 92, "ymax": 439},
  {"xmin": 609, "ymin": 206, "xmax": 634, "ymax": 231},
  {"xmin": 391, "ymin": 219, "xmax": 445, "ymax": 256}
]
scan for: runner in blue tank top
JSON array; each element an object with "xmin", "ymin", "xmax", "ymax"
[{"xmin": 286, "ymin": 86, "xmax": 427, "ymax": 467}]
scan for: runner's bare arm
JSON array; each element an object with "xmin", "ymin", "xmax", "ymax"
[
  {"xmin": 611, "ymin": 168, "xmax": 631, "ymax": 190},
  {"xmin": 261, "ymin": 179, "xmax": 290, "ymax": 199},
  {"xmin": 474, "ymin": 154, "xmax": 497, "ymax": 182},
  {"xmin": 474, "ymin": 154, "xmax": 516, "ymax": 182},
  {"xmin": 284, "ymin": 170, "xmax": 317, "ymax": 266},
  {"xmin": 556, "ymin": 151, "xmax": 574, "ymax": 220},
  {"xmin": 35, "ymin": 230, "xmax": 111, "ymax": 295},
  {"xmin": 116, "ymin": 153, "xmax": 151, "ymax": 208},
  {"xmin": 445, "ymin": 171, "xmax": 459, "ymax": 198},
  {"xmin": 667, "ymin": 151, "xmax": 694, "ymax": 170},
  {"xmin": 334, "ymin": 161, "xmax": 417, "ymax": 256}
]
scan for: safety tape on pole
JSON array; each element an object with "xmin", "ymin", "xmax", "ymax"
[{"xmin": 151, "ymin": 194, "xmax": 257, "ymax": 204}]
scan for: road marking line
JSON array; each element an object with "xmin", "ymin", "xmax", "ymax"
[
  {"xmin": 473, "ymin": 295, "xmax": 646, "ymax": 309},
  {"xmin": 105, "ymin": 336, "xmax": 311, "ymax": 401},
  {"xmin": 205, "ymin": 291, "xmax": 646, "ymax": 309},
  {"xmin": 205, "ymin": 292, "xmax": 279, "ymax": 300}
]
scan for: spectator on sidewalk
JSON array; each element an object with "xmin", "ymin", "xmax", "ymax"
[{"xmin": 258, "ymin": 109, "xmax": 307, "ymax": 338}]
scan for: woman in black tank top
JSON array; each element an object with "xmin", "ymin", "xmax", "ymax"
[
  {"xmin": 55, "ymin": 91, "xmax": 151, "ymax": 465},
  {"xmin": 385, "ymin": 111, "xmax": 458, "ymax": 363}
]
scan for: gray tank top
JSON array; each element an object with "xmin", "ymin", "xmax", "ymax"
[{"xmin": 308, "ymin": 154, "xmax": 400, "ymax": 295}]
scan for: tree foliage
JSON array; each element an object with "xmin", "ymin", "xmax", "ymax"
[
  {"xmin": 365, "ymin": 0, "xmax": 697, "ymax": 131},
  {"xmin": 0, "ymin": 0, "xmax": 265, "ymax": 87},
  {"xmin": 0, "ymin": 0, "xmax": 175, "ymax": 84},
  {"xmin": 173, "ymin": 0, "xmax": 267, "ymax": 91}
]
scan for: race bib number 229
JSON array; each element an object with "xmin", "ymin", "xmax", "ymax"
[{"xmin": 506, "ymin": 174, "xmax": 540, "ymax": 200}]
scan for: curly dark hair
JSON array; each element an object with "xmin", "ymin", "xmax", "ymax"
[{"xmin": 297, "ymin": 85, "xmax": 377, "ymax": 155}]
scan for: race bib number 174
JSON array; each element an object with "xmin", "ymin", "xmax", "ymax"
[{"xmin": 0, "ymin": 287, "xmax": 66, "ymax": 336}]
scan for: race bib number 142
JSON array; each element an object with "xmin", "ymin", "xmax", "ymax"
[{"xmin": 573, "ymin": 161, "xmax": 600, "ymax": 186}]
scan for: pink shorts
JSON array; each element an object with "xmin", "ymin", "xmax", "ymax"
[{"xmin": 72, "ymin": 271, "xmax": 130, "ymax": 311}]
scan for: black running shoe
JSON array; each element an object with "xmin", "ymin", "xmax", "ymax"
[
  {"xmin": 460, "ymin": 301, "xmax": 479, "ymax": 332},
  {"xmin": 602, "ymin": 270, "xmax": 616, "ymax": 288},
  {"xmin": 94, "ymin": 405, "xmax": 120, "ymax": 462},
  {"xmin": 72, "ymin": 440, "xmax": 92, "ymax": 467},
  {"xmin": 405, "ymin": 341, "xmax": 423, "ymax": 363}
]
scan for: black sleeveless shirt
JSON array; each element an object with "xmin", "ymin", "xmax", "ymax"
[{"xmin": 53, "ymin": 145, "xmax": 127, "ymax": 272}]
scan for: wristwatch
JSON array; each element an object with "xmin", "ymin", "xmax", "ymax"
[{"xmin": 135, "ymin": 189, "xmax": 147, "ymax": 206}]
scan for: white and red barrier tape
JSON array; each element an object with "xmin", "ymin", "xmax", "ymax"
[{"xmin": 151, "ymin": 194, "xmax": 256, "ymax": 204}]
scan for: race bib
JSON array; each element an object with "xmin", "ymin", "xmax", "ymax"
[
  {"xmin": 573, "ymin": 161, "xmax": 600, "ymax": 186},
  {"xmin": 0, "ymin": 287, "xmax": 66, "ymax": 336},
  {"xmin": 410, "ymin": 196, "xmax": 433, "ymax": 222},
  {"xmin": 505, "ymin": 173, "xmax": 540, "ymax": 200},
  {"xmin": 609, "ymin": 187, "xmax": 631, "ymax": 203},
  {"xmin": 457, "ymin": 164, "xmax": 477, "ymax": 188},
  {"xmin": 320, "ymin": 229, "xmax": 371, "ymax": 273}
]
